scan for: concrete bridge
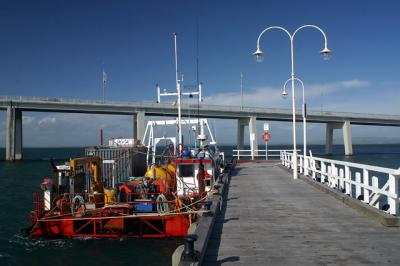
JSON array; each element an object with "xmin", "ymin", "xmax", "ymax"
[{"xmin": 1, "ymin": 96, "xmax": 400, "ymax": 160}]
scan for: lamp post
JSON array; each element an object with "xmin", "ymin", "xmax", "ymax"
[
  {"xmin": 282, "ymin": 77, "xmax": 309, "ymax": 176},
  {"xmin": 253, "ymin": 25, "xmax": 331, "ymax": 179}
]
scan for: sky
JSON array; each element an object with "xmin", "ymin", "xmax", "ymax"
[{"xmin": 0, "ymin": 0, "xmax": 400, "ymax": 147}]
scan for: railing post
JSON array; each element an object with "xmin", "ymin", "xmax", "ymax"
[
  {"xmin": 291, "ymin": 153, "xmax": 294, "ymax": 169},
  {"xmin": 363, "ymin": 169, "xmax": 370, "ymax": 204},
  {"xmin": 311, "ymin": 158, "xmax": 316, "ymax": 180},
  {"xmin": 286, "ymin": 153, "xmax": 289, "ymax": 167},
  {"xmin": 371, "ymin": 176, "xmax": 380, "ymax": 209},
  {"xmin": 355, "ymin": 172, "xmax": 362, "ymax": 199},
  {"xmin": 332, "ymin": 163, "xmax": 338, "ymax": 189},
  {"xmin": 345, "ymin": 166, "xmax": 351, "ymax": 195},
  {"xmin": 321, "ymin": 162, "xmax": 326, "ymax": 183},
  {"xmin": 299, "ymin": 156, "xmax": 303, "ymax": 174},
  {"xmin": 304, "ymin": 156, "xmax": 309, "ymax": 176},
  {"xmin": 327, "ymin": 165, "xmax": 332, "ymax": 187},
  {"xmin": 388, "ymin": 174, "xmax": 399, "ymax": 215},
  {"xmin": 237, "ymin": 150, "xmax": 240, "ymax": 160},
  {"xmin": 283, "ymin": 152, "xmax": 286, "ymax": 166},
  {"xmin": 339, "ymin": 168, "xmax": 344, "ymax": 191}
]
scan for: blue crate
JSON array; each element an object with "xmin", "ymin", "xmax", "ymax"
[{"xmin": 135, "ymin": 200, "xmax": 153, "ymax": 212}]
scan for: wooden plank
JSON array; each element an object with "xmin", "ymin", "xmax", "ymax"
[{"xmin": 204, "ymin": 162, "xmax": 400, "ymax": 265}]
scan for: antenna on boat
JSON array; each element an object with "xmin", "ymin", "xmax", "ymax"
[
  {"xmin": 156, "ymin": 33, "xmax": 203, "ymax": 156},
  {"xmin": 155, "ymin": 33, "xmax": 183, "ymax": 155},
  {"xmin": 173, "ymin": 32, "xmax": 183, "ymax": 156},
  {"xmin": 196, "ymin": 19, "xmax": 201, "ymax": 150}
]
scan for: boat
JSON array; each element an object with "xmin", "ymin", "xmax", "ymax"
[
  {"xmin": 27, "ymin": 33, "xmax": 225, "ymax": 238},
  {"xmin": 28, "ymin": 146, "xmax": 222, "ymax": 238}
]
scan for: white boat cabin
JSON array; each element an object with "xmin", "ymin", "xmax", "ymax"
[{"xmin": 174, "ymin": 158, "xmax": 214, "ymax": 196}]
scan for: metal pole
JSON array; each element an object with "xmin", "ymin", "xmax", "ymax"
[
  {"xmin": 240, "ymin": 72, "xmax": 243, "ymax": 110},
  {"xmin": 194, "ymin": 128, "xmax": 197, "ymax": 150},
  {"xmin": 302, "ymin": 84, "xmax": 308, "ymax": 176},
  {"xmin": 174, "ymin": 33, "xmax": 183, "ymax": 155},
  {"xmin": 265, "ymin": 140, "xmax": 268, "ymax": 160},
  {"xmin": 112, "ymin": 163, "xmax": 115, "ymax": 188},
  {"xmin": 283, "ymin": 77, "xmax": 306, "ymax": 176},
  {"xmin": 102, "ymin": 71, "xmax": 105, "ymax": 103},
  {"xmin": 290, "ymin": 37, "xmax": 298, "ymax": 180}
]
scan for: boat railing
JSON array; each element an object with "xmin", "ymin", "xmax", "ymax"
[
  {"xmin": 232, "ymin": 149, "xmax": 299, "ymax": 160},
  {"xmin": 31, "ymin": 192, "xmax": 43, "ymax": 222},
  {"xmin": 281, "ymin": 150, "xmax": 400, "ymax": 216},
  {"xmin": 32, "ymin": 191, "xmax": 193, "ymax": 216}
]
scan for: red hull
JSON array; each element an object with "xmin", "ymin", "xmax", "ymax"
[{"xmin": 30, "ymin": 213, "xmax": 191, "ymax": 238}]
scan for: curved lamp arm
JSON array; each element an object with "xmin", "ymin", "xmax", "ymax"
[
  {"xmin": 283, "ymin": 77, "xmax": 304, "ymax": 94},
  {"xmin": 293, "ymin": 24, "xmax": 331, "ymax": 53},
  {"xmin": 254, "ymin": 24, "xmax": 331, "ymax": 56},
  {"xmin": 283, "ymin": 77, "xmax": 306, "ymax": 116},
  {"xmin": 255, "ymin": 26, "xmax": 291, "ymax": 49}
]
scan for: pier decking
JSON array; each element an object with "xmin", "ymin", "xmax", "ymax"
[{"xmin": 204, "ymin": 162, "xmax": 400, "ymax": 265}]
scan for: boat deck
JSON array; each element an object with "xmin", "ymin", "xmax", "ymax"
[{"xmin": 204, "ymin": 162, "xmax": 400, "ymax": 265}]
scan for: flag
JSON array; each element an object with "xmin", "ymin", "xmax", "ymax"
[{"xmin": 102, "ymin": 70, "xmax": 107, "ymax": 85}]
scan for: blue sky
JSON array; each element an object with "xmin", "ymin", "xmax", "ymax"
[{"xmin": 0, "ymin": 0, "xmax": 400, "ymax": 147}]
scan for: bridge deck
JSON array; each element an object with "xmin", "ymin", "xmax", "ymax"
[{"xmin": 204, "ymin": 162, "xmax": 400, "ymax": 265}]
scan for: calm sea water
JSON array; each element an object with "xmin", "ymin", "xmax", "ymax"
[
  {"xmin": 0, "ymin": 148, "xmax": 183, "ymax": 266},
  {"xmin": 0, "ymin": 144, "xmax": 399, "ymax": 265}
]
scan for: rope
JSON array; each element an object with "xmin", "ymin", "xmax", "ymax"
[
  {"xmin": 156, "ymin": 194, "xmax": 169, "ymax": 214},
  {"xmin": 36, "ymin": 209, "xmax": 208, "ymax": 222},
  {"xmin": 36, "ymin": 192, "xmax": 210, "ymax": 221}
]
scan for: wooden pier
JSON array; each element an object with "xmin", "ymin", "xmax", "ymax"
[{"xmin": 204, "ymin": 162, "xmax": 400, "ymax": 265}]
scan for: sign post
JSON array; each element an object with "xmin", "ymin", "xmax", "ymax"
[{"xmin": 261, "ymin": 126, "xmax": 271, "ymax": 160}]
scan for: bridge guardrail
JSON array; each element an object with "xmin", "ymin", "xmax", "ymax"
[
  {"xmin": 281, "ymin": 151, "xmax": 400, "ymax": 216},
  {"xmin": 2, "ymin": 95, "xmax": 400, "ymax": 120},
  {"xmin": 233, "ymin": 149, "xmax": 299, "ymax": 160}
]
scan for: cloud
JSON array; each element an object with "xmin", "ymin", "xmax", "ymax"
[
  {"xmin": 340, "ymin": 79, "xmax": 370, "ymax": 88},
  {"xmin": 306, "ymin": 79, "xmax": 370, "ymax": 97},
  {"xmin": 23, "ymin": 116, "xmax": 35, "ymax": 125},
  {"xmin": 38, "ymin": 117, "xmax": 56, "ymax": 125},
  {"xmin": 204, "ymin": 86, "xmax": 283, "ymax": 107},
  {"xmin": 203, "ymin": 79, "xmax": 371, "ymax": 108}
]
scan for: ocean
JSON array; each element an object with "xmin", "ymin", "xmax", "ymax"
[{"xmin": 0, "ymin": 144, "xmax": 399, "ymax": 265}]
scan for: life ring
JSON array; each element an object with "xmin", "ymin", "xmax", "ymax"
[
  {"xmin": 71, "ymin": 195, "xmax": 86, "ymax": 216},
  {"xmin": 156, "ymin": 194, "xmax": 170, "ymax": 214},
  {"xmin": 261, "ymin": 131, "xmax": 271, "ymax": 142}
]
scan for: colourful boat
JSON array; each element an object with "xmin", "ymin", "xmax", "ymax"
[{"xmin": 27, "ymin": 33, "xmax": 224, "ymax": 238}]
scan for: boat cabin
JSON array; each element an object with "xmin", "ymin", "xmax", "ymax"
[{"xmin": 173, "ymin": 158, "xmax": 214, "ymax": 196}]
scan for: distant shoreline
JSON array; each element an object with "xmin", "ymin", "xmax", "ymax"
[{"xmin": 0, "ymin": 143, "xmax": 400, "ymax": 149}]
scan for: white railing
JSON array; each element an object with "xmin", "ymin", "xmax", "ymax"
[
  {"xmin": 281, "ymin": 150, "xmax": 400, "ymax": 216},
  {"xmin": 233, "ymin": 149, "xmax": 299, "ymax": 160}
]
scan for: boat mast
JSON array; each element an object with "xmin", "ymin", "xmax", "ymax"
[
  {"xmin": 174, "ymin": 33, "xmax": 183, "ymax": 155},
  {"xmin": 156, "ymin": 33, "xmax": 202, "ymax": 156}
]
